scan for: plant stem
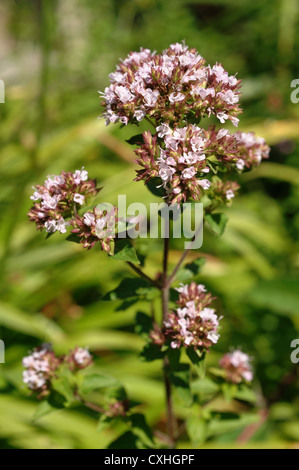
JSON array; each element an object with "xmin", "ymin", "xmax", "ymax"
[
  {"xmin": 167, "ymin": 248, "xmax": 190, "ymax": 287},
  {"xmin": 161, "ymin": 235, "xmax": 176, "ymax": 446},
  {"xmin": 126, "ymin": 261, "xmax": 159, "ymax": 287},
  {"xmin": 74, "ymin": 391, "xmax": 105, "ymax": 414}
]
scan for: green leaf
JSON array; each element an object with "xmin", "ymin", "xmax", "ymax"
[
  {"xmin": 130, "ymin": 413, "xmax": 154, "ymax": 448},
  {"xmin": 97, "ymin": 414, "xmax": 114, "ymax": 433},
  {"xmin": 103, "ymin": 278, "xmax": 159, "ymax": 302},
  {"xmin": 167, "ymin": 348, "xmax": 181, "ymax": 369},
  {"xmin": 146, "ymin": 177, "xmax": 165, "ymax": 197},
  {"xmin": 139, "ymin": 343, "xmax": 165, "ymax": 362},
  {"xmin": 65, "ymin": 233, "xmax": 81, "ymax": 244},
  {"xmin": 51, "ymin": 377, "xmax": 74, "ymax": 406},
  {"xmin": 205, "ymin": 212, "xmax": 228, "ymax": 237},
  {"xmin": 221, "ymin": 383, "xmax": 238, "ymax": 402},
  {"xmin": 186, "ymin": 349, "xmax": 206, "ymax": 378},
  {"xmin": 208, "ymin": 412, "xmax": 260, "ymax": 436},
  {"xmin": 186, "ymin": 414, "xmax": 207, "ymax": 446},
  {"xmin": 176, "ymin": 258, "xmax": 206, "ymax": 282},
  {"xmin": 113, "ymin": 239, "xmax": 140, "ymax": 264},
  {"xmin": 31, "ymin": 400, "xmax": 60, "ymax": 422},
  {"xmin": 234, "ymin": 385, "xmax": 256, "ymax": 404},
  {"xmin": 125, "ymin": 134, "xmax": 144, "ymax": 146},
  {"xmin": 135, "ymin": 311, "xmax": 153, "ymax": 337},
  {"xmin": 80, "ymin": 373, "xmax": 119, "ymax": 394},
  {"xmin": 108, "ymin": 431, "xmax": 141, "ymax": 449},
  {"xmin": 170, "ymin": 364, "xmax": 192, "ymax": 406},
  {"xmin": 191, "ymin": 377, "xmax": 219, "ymax": 401}
]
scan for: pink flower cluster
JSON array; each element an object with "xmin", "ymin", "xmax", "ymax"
[
  {"xmin": 22, "ymin": 345, "xmax": 93, "ymax": 394},
  {"xmin": 210, "ymin": 179, "xmax": 240, "ymax": 203},
  {"xmin": 70, "ymin": 206, "xmax": 118, "ymax": 253},
  {"xmin": 135, "ymin": 124, "xmax": 267, "ymax": 204},
  {"xmin": 28, "ymin": 168, "xmax": 98, "ymax": 234},
  {"xmin": 163, "ymin": 282, "xmax": 221, "ymax": 352},
  {"xmin": 101, "ymin": 43, "xmax": 241, "ymax": 126},
  {"xmin": 219, "ymin": 349, "xmax": 253, "ymax": 383},
  {"xmin": 67, "ymin": 346, "xmax": 93, "ymax": 371},
  {"xmin": 22, "ymin": 346, "xmax": 60, "ymax": 393},
  {"xmin": 234, "ymin": 132, "xmax": 270, "ymax": 170}
]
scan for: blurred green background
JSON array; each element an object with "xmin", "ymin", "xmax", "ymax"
[{"xmin": 0, "ymin": 0, "xmax": 299, "ymax": 449}]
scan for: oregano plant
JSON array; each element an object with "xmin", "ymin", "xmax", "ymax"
[{"xmin": 25, "ymin": 42, "xmax": 270, "ymax": 449}]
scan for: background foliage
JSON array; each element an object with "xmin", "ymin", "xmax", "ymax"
[{"xmin": 0, "ymin": 0, "xmax": 299, "ymax": 449}]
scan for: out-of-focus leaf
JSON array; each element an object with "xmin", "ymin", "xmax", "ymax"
[
  {"xmin": 208, "ymin": 412, "xmax": 260, "ymax": 437},
  {"xmin": 32, "ymin": 401, "xmax": 58, "ymax": 422},
  {"xmin": 248, "ymin": 278, "xmax": 299, "ymax": 316},
  {"xmin": 51, "ymin": 377, "xmax": 74, "ymax": 405},
  {"xmin": 97, "ymin": 414, "xmax": 114, "ymax": 433},
  {"xmin": 130, "ymin": 413, "xmax": 154, "ymax": 448},
  {"xmin": 243, "ymin": 162, "xmax": 299, "ymax": 185},
  {"xmin": 79, "ymin": 373, "xmax": 120, "ymax": 394},
  {"xmin": 186, "ymin": 414, "xmax": 207, "ymax": 446},
  {"xmin": 176, "ymin": 257, "xmax": 206, "ymax": 282},
  {"xmin": 205, "ymin": 213, "xmax": 228, "ymax": 237},
  {"xmin": 234, "ymin": 385, "xmax": 257, "ymax": 404},
  {"xmin": 103, "ymin": 278, "xmax": 159, "ymax": 301},
  {"xmin": 139, "ymin": 343, "xmax": 165, "ymax": 362},
  {"xmin": 0, "ymin": 303, "xmax": 65, "ymax": 342},
  {"xmin": 135, "ymin": 311, "xmax": 153, "ymax": 337},
  {"xmin": 191, "ymin": 377, "xmax": 219, "ymax": 401}
]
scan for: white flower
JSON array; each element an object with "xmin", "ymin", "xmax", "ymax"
[
  {"xmin": 156, "ymin": 123, "xmax": 172, "ymax": 138},
  {"xmin": 182, "ymin": 167, "xmax": 196, "ymax": 179},
  {"xmin": 115, "ymin": 85, "xmax": 134, "ymax": 103},
  {"xmin": 134, "ymin": 109, "xmax": 146, "ymax": 121},
  {"xmin": 166, "ymin": 157, "xmax": 176, "ymax": 166},
  {"xmin": 242, "ymin": 370, "xmax": 253, "ymax": 381},
  {"xmin": 23, "ymin": 370, "xmax": 46, "ymax": 390},
  {"xmin": 169, "ymin": 92, "xmax": 185, "ymax": 103},
  {"xmin": 44, "ymin": 219, "xmax": 57, "ymax": 233},
  {"xmin": 230, "ymin": 116, "xmax": 239, "ymax": 127},
  {"xmin": 229, "ymin": 350, "xmax": 250, "ymax": 368},
  {"xmin": 218, "ymin": 90, "xmax": 238, "ymax": 105},
  {"xmin": 217, "ymin": 112, "xmax": 229, "ymax": 124},
  {"xmin": 226, "ymin": 189, "xmax": 235, "ymax": 200},
  {"xmin": 236, "ymin": 159, "xmax": 245, "ymax": 170},
  {"xmin": 30, "ymin": 190, "xmax": 42, "ymax": 201},
  {"xmin": 83, "ymin": 212, "xmax": 95, "ymax": 226},
  {"xmin": 73, "ymin": 167, "xmax": 88, "ymax": 184},
  {"xmin": 44, "ymin": 175, "xmax": 64, "ymax": 190},
  {"xmin": 200, "ymin": 307, "xmax": 219, "ymax": 326},
  {"xmin": 175, "ymin": 283, "xmax": 189, "ymax": 295},
  {"xmin": 217, "ymin": 128, "xmax": 229, "ymax": 140},
  {"xmin": 95, "ymin": 218, "xmax": 106, "ymax": 231},
  {"xmin": 74, "ymin": 348, "xmax": 91, "ymax": 365},
  {"xmin": 41, "ymin": 194, "xmax": 60, "ymax": 210},
  {"xmin": 143, "ymin": 89, "xmax": 159, "ymax": 107},
  {"xmin": 56, "ymin": 218, "xmax": 69, "ymax": 234},
  {"xmin": 73, "ymin": 193, "xmax": 85, "ymax": 205},
  {"xmin": 158, "ymin": 160, "xmax": 176, "ymax": 184},
  {"xmin": 197, "ymin": 284, "xmax": 207, "ymax": 293},
  {"xmin": 198, "ymin": 179, "xmax": 211, "ymax": 190}
]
